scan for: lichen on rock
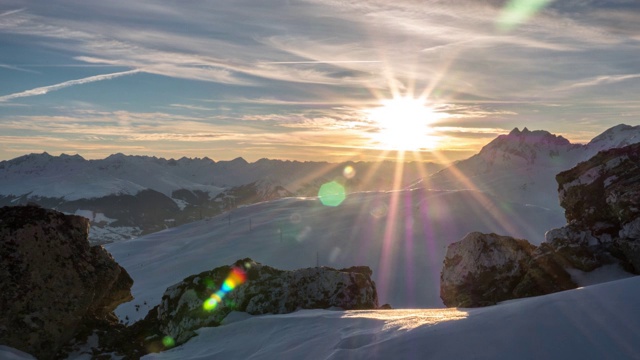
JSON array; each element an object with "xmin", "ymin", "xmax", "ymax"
[{"xmin": 146, "ymin": 258, "xmax": 378, "ymax": 346}]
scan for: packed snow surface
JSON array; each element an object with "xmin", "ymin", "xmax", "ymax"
[{"xmin": 146, "ymin": 276, "xmax": 640, "ymax": 359}]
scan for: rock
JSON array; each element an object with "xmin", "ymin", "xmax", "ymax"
[
  {"xmin": 0, "ymin": 205, "xmax": 133, "ymax": 360},
  {"xmin": 613, "ymin": 239, "xmax": 640, "ymax": 273},
  {"xmin": 512, "ymin": 244, "xmax": 577, "ymax": 298},
  {"xmin": 556, "ymin": 143, "xmax": 640, "ymax": 229},
  {"xmin": 543, "ymin": 225, "xmax": 605, "ymax": 272},
  {"xmin": 440, "ymin": 232, "xmax": 537, "ymax": 307},
  {"xmin": 552, "ymin": 143, "xmax": 640, "ymax": 273},
  {"xmin": 440, "ymin": 144, "xmax": 640, "ymax": 308},
  {"xmin": 147, "ymin": 258, "xmax": 378, "ymax": 345}
]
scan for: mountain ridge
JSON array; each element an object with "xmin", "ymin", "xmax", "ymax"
[{"xmin": 412, "ymin": 123, "xmax": 640, "ymax": 211}]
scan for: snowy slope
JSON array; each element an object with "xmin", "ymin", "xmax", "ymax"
[
  {"xmin": 7, "ymin": 278, "xmax": 639, "ymax": 359},
  {"xmin": 142, "ymin": 276, "xmax": 640, "ymax": 360},
  {"xmin": 412, "ymin": 124, "xmax": 640, "ymax": 212},
  {"xmin": 105, "ymin": 189, "xmax": 564, "ymax": 321}
]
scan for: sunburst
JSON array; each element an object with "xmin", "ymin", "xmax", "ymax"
[{"xmin": 366, "ymin": 96, "xmax": 440, "ymax": 151}]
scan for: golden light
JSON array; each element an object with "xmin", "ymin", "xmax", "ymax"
[{"xmin": 366, "ymin": 96, "xmax": 440, "ymax": 151}]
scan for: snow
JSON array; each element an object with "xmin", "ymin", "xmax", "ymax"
[
  {"xmin": 0, "ymin": 153, "xmax": 224, "ymax": 200},
  {"xmin": 136, "ymin": 277, "xmax": 640, "ymax": 360},
  {"xmin": 106, "ymin": 189, "xmax": 564, "ymax": 323},
  {"xmin": 567, "ymin": 264, "xmax": 635, "ymax": 287},
  {"xmin": 100, "ymin": 186, "xmax": 639, "ymax": 359},
  {"xmin": 0, "ymin": 346, "xmax": 36, "ymax": 360}
]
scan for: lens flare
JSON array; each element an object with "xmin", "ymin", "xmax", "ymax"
[
  {"xmin": 162, "ymin": 336, "xmax": 175, "ymax": 348},
  {"xmin": 497, "ymin": 0, "xmax": 552, "ymax": 32},
  {"xmin": 318, "ymin": 181, "xmax": 346, "ymax": 207},
  {"xmin": 203, "ymin": 297, "xmax": 218, "ymax": 311},
  {"xmin": 343, "ymin": 165, "xmax": 356, "ymax": 179},
  {"xmin": 202, "ymin": 267, "xmax": 247, "ymax": 312}
]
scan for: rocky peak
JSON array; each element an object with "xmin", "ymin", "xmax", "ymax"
[
  {"xmin": 476, "ymin": 127, "xmax": 575, "ymax": 167},
  {"xmin": 0, "ymin": 205, "xmax": 133, "ymax": 359}
]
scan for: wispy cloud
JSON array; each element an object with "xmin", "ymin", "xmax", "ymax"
[
  {"xmin": 0, "ymin": 63, "xmax": 38, "ymax": 73},
  {"xmin": 0, "ymin": 69, "xmax": 140, "ymax": 102},
  {"xmin": 1, "ymin": 1, "xmax": 639, "ymax": 161},
  {"xmin": 261, "ymin": 60, "xmax": 382, "ymax": 65},
  {"xmin": 0, "ymin": 8, "xmax": 26, "ymax": 17},
  {"xmin": 557, "ymin": 74, "xmax": 640, "ymax": 91},
  {"xmin": 169, "ymin": 104, "xmax": 218, "ymax": 112}
]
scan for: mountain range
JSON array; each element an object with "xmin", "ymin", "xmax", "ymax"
[
  {"xmin": 1, "ymin": 124, "xmax": 638, "ymax": 244},
  {"xmin": 0, "ymin": 155, "xmax": 441, "ymax": 243}
]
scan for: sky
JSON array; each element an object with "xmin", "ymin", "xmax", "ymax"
[{"xmin": 1, "ymin": 0, "xmax": 639, "ymax": 163}]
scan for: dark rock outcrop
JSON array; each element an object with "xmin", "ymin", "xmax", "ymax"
[
  {"xmin": 441, "ymin": 143, "xmax": 640, "ymax": 307},
  {"xmin": 143, "ymin": 258, "xmax": 378, "ymax": 346},
  {"xmin": 440, "ymin": 232, "xmax": 535, "ymax": 307},
  {"xmin": 440, "ymin": 232, "xmax": 576, "ymax": 307},
  {"xmin": 552, "ymin": 142, "xmax": 640, "ymax": 272},
  {"xmin": 0, "ymin": 205, "xmax": 133, "ymax": 360}
]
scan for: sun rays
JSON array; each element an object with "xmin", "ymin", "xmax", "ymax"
[{"xmin": 365, "ymin": 96, "xmax": 441, "ymax": 152}]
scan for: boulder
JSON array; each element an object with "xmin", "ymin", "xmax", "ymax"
[
  {"xmin": 512, "ymin": 244, "xmax": 577, "ymax": 298},
  {"xmin": 0, "ymin": 205, "xmax": 133, "ymax": 360},
  {"xmin": 147, "ymin": 258, "xmax": 378, "ymax": 345},
  {"xmin": 440, "ymin": 232, "xmax": 537, "ymax": 307},
  {"xmin": 440, "ymin": 232, "xmax": 579, "ymax": 307}
]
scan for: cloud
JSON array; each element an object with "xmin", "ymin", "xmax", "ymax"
[
  {"xmin": 0, "ymin": 69, "xmax": 141, "ymax": 102},
  {"xmin": 557, "ymin": 74, "xmax": 640, "ymax": 91},
  {"xmin": 0, "ymin": 63, "xmax": 38, "ymax": 73},
  {"xmin": 0, "ymin": 8, "xmax": 26, "ymax": 17}
]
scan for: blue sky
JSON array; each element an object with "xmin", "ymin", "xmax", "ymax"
[{"xmin": 1, "ymin": 0, "xmax": 639, "ymax": 162}]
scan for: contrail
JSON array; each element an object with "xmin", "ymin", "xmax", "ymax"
[
  {"xmin": 0, "ymin": 63, "xmax": 38, "ymax": 74},
  {"xmin": 0, "ymin": 69, "xmax": 141, "ymax": 102},
  {"xmin": 262, "ymin": 60, "xmax": 381, "ymax": 64},
  {"xmin": 0, "ymin": 8, "xmax": 27, "ymax": 17}
]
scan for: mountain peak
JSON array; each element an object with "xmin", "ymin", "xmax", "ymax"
[
  {"xmin": 586, "ymin": 124, "xmax": 639, "ymax": 154},
  {"xmin": 230, "ymin": 157, "xmax": 248, "ymax": 165}
]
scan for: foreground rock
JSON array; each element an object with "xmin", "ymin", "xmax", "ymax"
[
  {"xmin": 553, "ymin": 142, "xmax": 640, "ymax": 272},
  {"xmin": 0, "ymin": 205, "xmax": 133, "ymax": 360},
  {"xmin": 440, "ymin": 233, "xmax": 534, "ymax": 307},
  {"xmin": 143, "ymin": 258, "xmax": 379, "ymax": 346},
  {"xmin": 441, "ymin": 143, "xmax": 640, "ymax": 307},
  {"xmin": 440, "ymin": 232, "xmax": 576, "ymax": 307}
]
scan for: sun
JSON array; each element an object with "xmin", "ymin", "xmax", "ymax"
[{"xmin": 366, "ymin": 96, "xmax": 440, "ymax": 151}]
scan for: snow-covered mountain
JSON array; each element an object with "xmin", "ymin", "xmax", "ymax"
[
  {"xmin": 412, "ymin": 124, "xmax": 640, "ymax": 212},
  {"xmin": 0, "ymin": 155, "xmax": 441, "ymax": 243}
]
